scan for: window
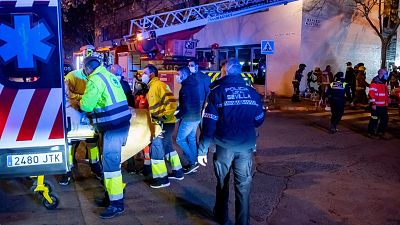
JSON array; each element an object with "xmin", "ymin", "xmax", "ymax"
[{"xmin": 238, "ymin": 49, "xmax": 251, "ymax": 72}]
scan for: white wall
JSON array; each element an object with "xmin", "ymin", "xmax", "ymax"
[
  {"xmin": 301, "ymin": 0, "xmax": 382, "ymax": 88},
  {"xmin": 194, "ymin": 0, "xmax": 387, "ymax": 96}
]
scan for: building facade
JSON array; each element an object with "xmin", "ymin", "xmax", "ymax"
[{"xmin": 95, "ymin": 0, "xmax": 394, "ymax": 96}]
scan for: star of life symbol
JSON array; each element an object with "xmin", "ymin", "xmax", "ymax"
[{"xmin": 0, "ymin": 14, "xmax": 54, "ymax": 69}]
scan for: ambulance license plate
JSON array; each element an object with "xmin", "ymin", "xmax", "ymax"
[{"xmin": 7, "ymin": 152, "xmax": 63, "ymax": 167}]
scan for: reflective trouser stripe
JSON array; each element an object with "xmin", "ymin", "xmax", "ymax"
[
  {"xmin": 165, "ymin": 151, "xmax": 182, "ymax": 171},
  {"xmin": 68, "ymin": 145, "xmax": 74, "ymax": 170},
  {"xmin": 151, "ymin": 159, "xmax": 168, "ymax": 179},
  {"xmin": 88, "ymin": 146, "xmax": 99, "ymax": 164},
  {"xmin": 104, "ymin": 171, "xmax": 123, "ymax": 201},
  {"xmin": 371, "ymin": 116, "xmax": 378, "ymax": 120},
  {"xmin": 144, "ymin": 146, "xmax": 151, "ymax": 166}
]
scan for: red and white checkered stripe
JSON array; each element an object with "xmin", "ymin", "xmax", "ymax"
[
  {"xmin": 0, "ymin": 0, "xmax": 57, "ymax": 7},
  {"xmin": 0, "ymin": 83, "xmax": 65, "ymax": 149}
]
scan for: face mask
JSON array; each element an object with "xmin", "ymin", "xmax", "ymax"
[
  {"xmin": 176, "ymin": 76, "xmax": 183, "ymax": 83},
  {"xmin": 141, "ymin": 74, "xmax": 150, "ymax": 84},
  {"xmin": 189, "ymin": 67, "xmax": 196, "ymax": 73}
]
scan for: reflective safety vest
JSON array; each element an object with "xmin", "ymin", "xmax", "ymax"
[
  {"xmin": 80, "ymin": 66, "xmax": 131, "ymax": 131},
  {"xmin": 369, "ymin": 82, "xmax": 389, "ymax": 106}
]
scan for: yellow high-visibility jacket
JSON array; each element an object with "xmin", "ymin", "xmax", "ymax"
[{"xmin": 146, "ymin": 77, "xmax": 177, "ymax": 124}]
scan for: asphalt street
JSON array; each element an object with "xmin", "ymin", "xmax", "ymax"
[{"xmin": 0, "ymin": 99, "xmax": 399, "ymax": 225}]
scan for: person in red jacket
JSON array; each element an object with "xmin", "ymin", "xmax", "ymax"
[{"xmin": 368, "ymin": 68, "xmax": 390, "ymax": 139}]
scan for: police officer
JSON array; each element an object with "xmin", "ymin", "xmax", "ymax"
[
  {"xmin": 326, "ymin": 72, "xmax": 351, "ymax": 133},
  {"xmin": 198, "ymin": 58, "xmax": 265, "ymax": 225},
  {"xmin": 80, "ymin": 57, "xmax": 131, "ymax": 219}
]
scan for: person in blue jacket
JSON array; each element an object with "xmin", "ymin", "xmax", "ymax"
[{"xmin": 197, "ymin": 58, "xmax": 266, "ymax": 225}]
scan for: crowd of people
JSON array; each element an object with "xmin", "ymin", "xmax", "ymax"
[
  {"xmin": 63, "ymin": 57, "xmax": 265, "ymax": 224},
  {"xmin": 293, "ymin": 61, "xmax": 398, "ymax": 138}
]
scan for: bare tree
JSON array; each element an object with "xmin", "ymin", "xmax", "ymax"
[{"xmin": 306, "ymin": 0, "xmax": 400, "ymax": 68}]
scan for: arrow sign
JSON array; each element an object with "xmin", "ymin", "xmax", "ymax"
[{"xmin": 261, "ymin": 40, "xmax": 274, "ymax": 55}]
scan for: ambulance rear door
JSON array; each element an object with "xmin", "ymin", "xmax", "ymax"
[{"xmin": 0, "ymin": 0, "xmax": 68, "ymax": 178}]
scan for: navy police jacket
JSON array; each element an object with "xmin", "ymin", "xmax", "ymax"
[{"xmin": 198, "ymin": 74, "xmax": 265, "ymax": 156}]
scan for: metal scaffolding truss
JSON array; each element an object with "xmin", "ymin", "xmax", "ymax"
[{"xmin": 126, "ymin": 0, "xmax": 296, "ymax": 39}]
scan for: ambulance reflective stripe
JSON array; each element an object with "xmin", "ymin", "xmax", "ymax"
[
  {"xmin": 104, "ymin": 171, "xmax": 123, "ymax": 201},
  {"xmin": 241, "ymin": 73, "xmax": 254, "ymax": 83},
  {"xmin": 0, "ymin": 84, "xmax": 17, "ymax": 139},
  {"xmin": 206, "ymin": 72, "xmax": 254, "ymax": 83},
  {"xmin": 0, "ymin": 84, "xmax": 64, "ymax": 148},
  {"xmin": 151, "ymin": 159, "xmax": 168, "ymax": 178},
  {"xmin": 165, "ymin": 151, "xmax": 182, "ymax": 171},
  {"xmin": 206, "ymin": 72, "xmax": 220, "ymax": 83}
]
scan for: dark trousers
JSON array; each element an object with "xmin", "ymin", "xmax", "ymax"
[
  {"xmin": 292, "ymin": 81, "xmax": 300, "ymax": 96},
  {"xmin": 213, "ymin": 146, "xmax": 253, "ymax": 225},
  {"xmin": 330, "ymin": 101, "xmax": 345, "ymax": 128},
  {"xmin": 368, "ymin": 106, "xmax": 388, "ymax": 134}
]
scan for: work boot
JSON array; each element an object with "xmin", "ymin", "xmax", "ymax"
[
  {"xmin": 168, "ymin": 169, "xmax": 184, "ymax": 180},
  {"xmin": 99, "ymin": 205, "xmax": 124, "ymax": 219},
  {"xmin": 58, "ymin": 171, "xmax": 72, "ymax": 186},
  {"xmin": 183, "ymin": 162, "xmax": 199, "ymax": 175},
  {"xmin": 100, "ymin": 199, "xmax": 124, "ymax": 219},
  {"xmin": 149, "ymin": 177, "xmax": 170, "ymax": 189}
]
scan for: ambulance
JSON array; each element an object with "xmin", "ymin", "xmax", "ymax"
[{"xmin": 0, "ymin": 0, "xmax": 67, "ymax": 209}]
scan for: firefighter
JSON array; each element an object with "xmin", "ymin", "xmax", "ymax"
[
  {"xmin": 368, "ymin": 68, "xmax": 390, "ymax": 139},
  {"xmin": 141, "ymin": 64, "xmax": 184, "ymax": 188},
  {"xmin": 353, "ymin": 66, "xmax": 369, "ymax": 106},
  {"xmin": 80, "ymin": 57, "xmax": 131, "ymax": 219},
  {"xmin": 60, "ymin": 68, "xmax": 102, "ymax": 186},
  {"xmin": 326, "ymin": 72, "xmax": 351, "ymax": 133},
  {"xmin": 292, "ymin": 63, "xmax": 306, "ymax": 102}
]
